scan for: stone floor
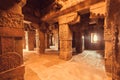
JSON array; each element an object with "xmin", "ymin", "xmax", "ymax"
[{"xmin": 24, "ymin": 50, "xmax": 108, "ymax": 80}]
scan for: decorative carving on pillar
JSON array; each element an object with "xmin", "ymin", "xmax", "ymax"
[
  {"xmin": 0, "ymin": 52, "xmax": 22, "ymax": 72},
  {"xmin": 0, "ymin": 0, "xmax": 26, "ymax": 80},
  {"xmin": 0, "ymin": 12, "xmax": 24, "ymax": 28}
]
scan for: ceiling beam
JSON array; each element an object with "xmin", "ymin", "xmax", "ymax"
[{"xmin": 42, "ymin": 0, "xmax": 105, "ymax": 22}]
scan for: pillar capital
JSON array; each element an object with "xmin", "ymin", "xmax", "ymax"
[{"xmin": 90, "ymin": 1, "xmax": 106, "ymax": 18}]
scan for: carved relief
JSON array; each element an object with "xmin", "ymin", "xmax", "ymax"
[
  {"xmin": 105, "ymin": 0, "xmax": 120, "ymax": 79},
  {"xmin": 0, "ymin": 52, "xmax": 22, "ymax": 72},
  {"xmin": 0, "ymin": 12, "xmax": 24, "ymax": 28}
]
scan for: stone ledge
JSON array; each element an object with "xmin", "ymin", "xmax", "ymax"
[
  {"xmin": 0, "ymin": 27, "xmax": 24, "ymax": 37},
  {"xmin": 0, "ymin": 66, "xmax": 25, "ymax": 80}
]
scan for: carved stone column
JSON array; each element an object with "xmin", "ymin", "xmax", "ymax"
[
  {"xmin": 58, "ymin": 12, "xmax": 80, "ymax": 60},
  {"xmin": 0, "ymin": 0, "xmax": 26, "ymax": 80}
]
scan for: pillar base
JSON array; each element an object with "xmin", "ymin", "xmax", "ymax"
[{"xmin": 59, "ymin": 51, "xmax": 72, "ymax": 60}]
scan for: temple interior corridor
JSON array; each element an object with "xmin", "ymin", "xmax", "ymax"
[
  {"xmin": 24, "ymin": 50, "xmax": 108, "ymax": 80},
  {"xmin": 0, "ymin": 0, "xmax": 120, "ymax": 80}
]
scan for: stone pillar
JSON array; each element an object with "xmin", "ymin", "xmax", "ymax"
[
  {"xmin": 36, "ymin": 29, "xmax": 40, "ymax": 53},
  {"xmin": 39, "ymin": 30, "xmax": 45, "ymax": 54},
  {"xmin": 28, "ymin": 30, "xmax": 36, "ymax": 51},
  {"xmin": 0, "ymin": 0, "xmax": 26, "ymax": 80},
  {"xmin": 59, "ymin": 23, "xmax": 72, "ymax": 60},
  {"xmin": 105, "ymin": 0, "xmax": 120, "ymax": 80},
  {"xmin": 58, "ymin": 12, "xmax": 80, "ymax": 60},
  {"xmin": 104, "ymin": 29, "xmax": 113, "ymax": 77},
  {"xmin": 45, "ymin": 33, "xmax": 50, "ymax": 49},
  {"xmin": 75, "ymin": 32, "xmax": 82, "ymax": 53}
]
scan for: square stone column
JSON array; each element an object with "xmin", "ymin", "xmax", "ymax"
[
  {"xmin": 58, "ymin": 12, "xmax": 80, "ymax": 60},
  {"xmin": 59, "ymin": 23, "xmax": 72, "ymax": 60}
]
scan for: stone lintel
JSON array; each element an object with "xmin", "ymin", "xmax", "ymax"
[
  {"xmin": 0, "ymin": 27, "xmax": 24, "ymax": 37},
  {"xmin": 59, "ymin": 12, "xmax": 80, "ymax": 25}
]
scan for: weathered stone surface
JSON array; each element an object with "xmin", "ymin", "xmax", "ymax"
[
  {"xmin": 59, "ymin": 23, "xmax": 72, "ymax": 60},
  {"xmin": 0, "ymin": 52, "xmax": 23, "ymax": 72},
  {"xmin": 0, "ymin": 66, "xmax": 25, "ymax": 80},
  {"xmin": 0, "ymin": 0, "xmax": 26, "ymax": 80},
  {"xmin": 59, "ymin": 12, "xmax": 80, "ymax": 25},
  {"xmin": 59, "ymin": 40, "xmax": 72, "ymax": 60},
  {"xmin": 104, "ymin": 0, "xmax": 120, "ymax": 80},
  {"xmin": 0, "ymin": 27, "xmax": 24, "ymax": 37},
  {"xmin": 59, "ymin": 24, "xmax": 72, "ymax": 40},
  {"xmin": 0, "ymin": 12, "xmax": 24, "ymax": 28}
]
